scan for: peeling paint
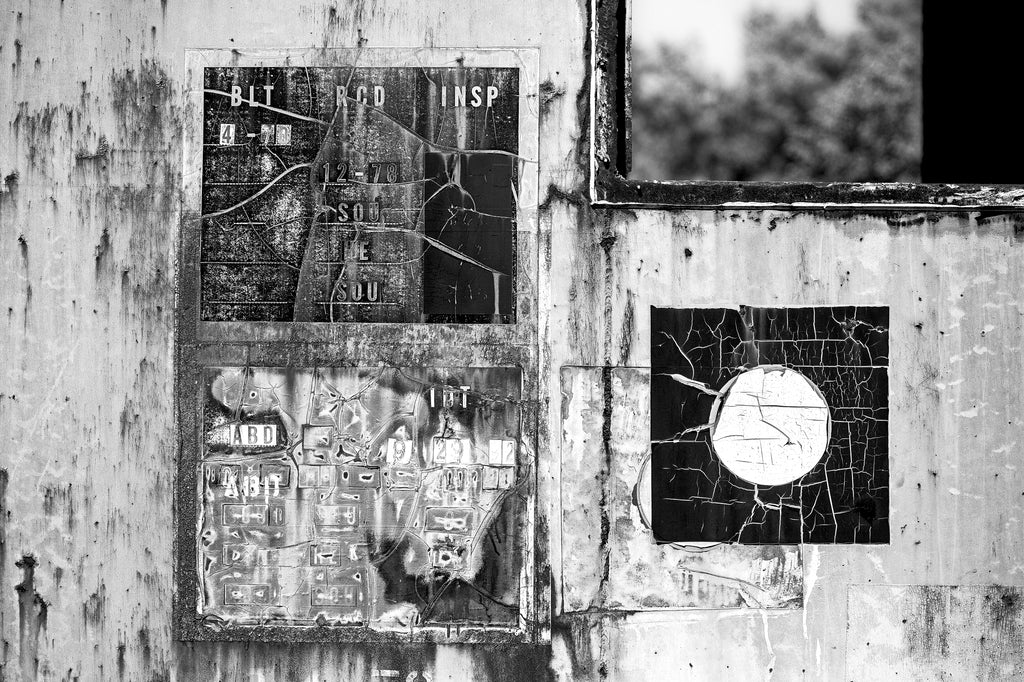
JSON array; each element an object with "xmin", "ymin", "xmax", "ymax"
[{"xmin": 560, "ymin": 367, "xmax": 802, "ymax": 612}]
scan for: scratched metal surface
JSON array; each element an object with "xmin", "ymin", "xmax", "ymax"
[
  {"xmin": 190, "ymin": 366, "xmax": 530, "ymax": 637},
  {"xmin": 3, "ymin": 0, "xmax": 1024, "ymax": 680}
]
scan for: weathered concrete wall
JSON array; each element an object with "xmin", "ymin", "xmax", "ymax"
[{"xmin": 3, "ymin": 0, "xmax": 1024, "ymax": 680}]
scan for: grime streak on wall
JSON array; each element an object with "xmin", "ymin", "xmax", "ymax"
[{"xmin": 15, "ymin": 554, "xmax": 47, "ymax": 682}]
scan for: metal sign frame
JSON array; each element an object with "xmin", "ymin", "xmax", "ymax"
[{"xmin": 174, "ymin": 47, "xmax": 543, "ymax": 643}]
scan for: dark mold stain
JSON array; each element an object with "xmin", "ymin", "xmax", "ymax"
[
  {"xmin": 539, "ymin": 79, "xmax": 566, "ymax": 115},
  {"xmin": 976, "ymin": 209, "xmax": 1024, "ymax": 228},
  {"xmin": 899, "ymin": 586, "xmax": 1024, "ymax": 677},
  {"xmin": 15, "ymin": 554, "xmax": 47, "ymax": 682},
  {"xmin": 0, "ymin": 468, "xmax": 7, "ymax": 632},
  {"xmin": 42, "ymin": 483, "xmax": 75, "ymax": 531},
  {"xmin": 116, "ymin": 640, "xmax": 126, "ymax": 678},
  {"xmin": 75, "ymin": 135, "xmax": 110, "ymax": 162},
  {"xmin": 320, "ymin": 0, "xmax": 372, "ymax": 47},
  {"xmin": 82, "ymin": 584, "xmax": 107, "ymax": 627},
  {"xmin": 138, "ymin": 628, "xmax": 152, "ymax": 668},
  {"xmin": 108, "ymin": 60, "xmax": 176, "ymax": 151},
  {"xmin": 885, "ymin": 213, "xmax": 928, "ymax": 229},
  {"xmin": 597, "ymin": 364, "xmax": 613, "ymax": 599},
  {"xmin": 538, "ymin": 183, "xmax": 586, "ymax": 212},
  {"xmin": 94, "ymin": 227, "xmax": 111, "ymax": 275},
  {"xmin": 470, "ymin": 643, "xmax": 554, "ymax": 681}
]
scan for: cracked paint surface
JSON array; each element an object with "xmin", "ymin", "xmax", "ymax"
[
  {"xmin": 194, "ymin": 366, "xmax": 530, "ymax": 631},
  {"xmin": 709, "ymin": 366, "xmax": 831, "ymax": 487},
  {"xmin": 650, "ymin": 306, "xmax": 889, "ymax": 544},
  {"xmin": 199, "ymin": 66, "xmax": 520, "ymax": 323},
  {"xmin": 559, "ymin": 367, "xmax": 802, "ymax": 611}
]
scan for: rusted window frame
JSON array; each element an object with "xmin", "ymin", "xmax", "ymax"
[{"xmin": 589, "ymin": 0, "xmax": 1024, "ymax": 210}]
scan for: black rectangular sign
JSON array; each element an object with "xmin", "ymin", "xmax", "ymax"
[
  {"xmin": 650, "ymin": 306, "xmax": 890, "ymax": 544},
  {"xmin": 200, "ymin": 66, "xmax": 520, "ymax": 323}
]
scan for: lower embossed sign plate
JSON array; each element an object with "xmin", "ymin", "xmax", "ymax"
[{"xmin": 188, "ymin": 366, "xmax": 531, "ymax": 634}]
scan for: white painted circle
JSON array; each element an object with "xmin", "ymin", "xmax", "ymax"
[{"xmin": 709, "ymin": 366, "xmax": 831, "ymax": 486}]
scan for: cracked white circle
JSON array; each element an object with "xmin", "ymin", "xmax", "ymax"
[{"xmin": 709, "ymin": 365, "xmax": 831, "ymax": 486}]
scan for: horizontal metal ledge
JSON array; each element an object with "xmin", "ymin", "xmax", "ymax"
[
  {"xmin": 176, "ymin": 620, "xmax": 536, "ymax": 644},
  {"xmin": 592, "ymin": 176, "xmax": 1024, "ymax": 212}
]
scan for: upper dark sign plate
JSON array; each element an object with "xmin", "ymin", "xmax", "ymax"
[{"xmin": 184, "ymin": 50, "xmax": 539, "ymax": 331}]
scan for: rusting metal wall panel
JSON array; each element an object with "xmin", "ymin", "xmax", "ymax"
[{"xmin": 4, "ymin": 0, "xmax": 1024, "ymax": 679}]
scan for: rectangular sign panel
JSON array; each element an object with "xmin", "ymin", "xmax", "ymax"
[
  {"xmin": 198, "ymin": 66, "xmax": 521, "ymax": 323},
  {"xmin": 177, "ymin": 49, "xmax": 542, "ymax": 644},
  {"xmin": 193, "ymin": 366, "xmax": 529, "ymax": 630},
  {"xmin": 650, "ymin": 306, "xmax": 890, "ymax": 544}
]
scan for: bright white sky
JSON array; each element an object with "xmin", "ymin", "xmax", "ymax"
[{"xmin": 633, "ymin": 0, "xmax": 860, "ymax": 82}]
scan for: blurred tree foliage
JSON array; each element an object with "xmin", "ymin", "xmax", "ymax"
[{"xmin": 631, "ymin": 0, "xmax": 922, "ymax": 182}]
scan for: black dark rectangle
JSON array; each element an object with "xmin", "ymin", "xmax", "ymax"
[
  {"xmin": 422, "ymin": 152, "xmax": 516, "ymax": 323},
  {"xmin": 923, "ymin": 5, "xmax": 1023, "ymax": 183}
]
